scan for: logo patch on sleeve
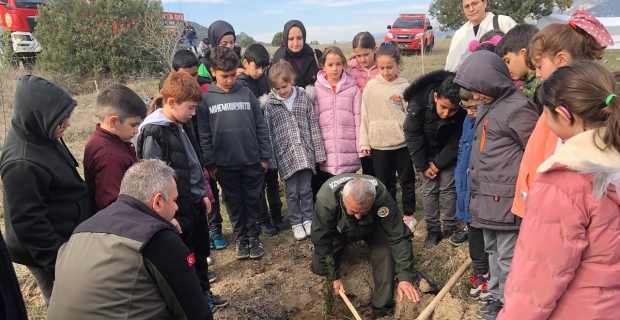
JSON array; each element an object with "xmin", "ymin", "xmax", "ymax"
[
  {"xmin": 377, "ymin": 207, "xmax": 389, "ymax": 217},
  {"xmin": 187, "ymin": 253, "xmax": 196, "ymax": 267}
]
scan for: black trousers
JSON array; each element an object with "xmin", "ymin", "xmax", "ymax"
[
  {"xmin": 311, "ymin": 229, "xmax": 396, "ymax": 317},
  {"xmin": 372, "ymin": 147, "xmax": 416, "ymax": 215},
  {"xmin": 361, "ymin": 156, "xmax": 376, "ymax": 176},
  {"xmin": 216, "ymin": 164, "xmax": 264, "ymax": 243},
  {"xmin": 260, "ymin": 169, "xmax": 283, "ymax": 223},
  {"xmin": 179, "ymin": 201, "xmax": 211, "ymax": 293},
  {"xmin": 468, "ymin": 223, "xmax": 489, "ymax": 274},
  {"xmin": 311, "ymin": 164, "xmax": 334, "ymax": 202},
  {"xmin": 207, "ymin": 175, "xmax": 222, "ymax": 231}
]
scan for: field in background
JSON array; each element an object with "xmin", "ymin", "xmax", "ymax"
[{"xmin": 1, "ymin": 39, "xmax": 620, "ymax": 319}]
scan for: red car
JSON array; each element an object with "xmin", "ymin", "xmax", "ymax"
[{"xmin": 385, "ymin": 14, "xmax": 434, "ymax": 54}]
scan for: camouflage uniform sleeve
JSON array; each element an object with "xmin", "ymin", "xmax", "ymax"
[{"xmin": 375, "ymin": 188, "xmax": 416, "ymax": 283}]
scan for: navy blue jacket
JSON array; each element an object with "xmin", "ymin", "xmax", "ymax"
[{"xmin": 455, "ymin": 115, "xmax": 475, "ymax": 223}]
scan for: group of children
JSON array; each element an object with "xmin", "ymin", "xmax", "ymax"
[{"xmin": 3, "ymin": 11, "xmax": 620, "ymax": 319}]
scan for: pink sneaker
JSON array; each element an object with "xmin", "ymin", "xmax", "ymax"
[{"xmin": 403, "ymin": 215, "xmax": 417, "ymax": 230}]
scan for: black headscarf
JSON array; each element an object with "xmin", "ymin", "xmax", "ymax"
[
  {"xmin": 282, "ymin": 20, "xmax": 314, "ymax": 59},
  {"xmin": 208, "ymin": 20, "xmax": 235, "ymax": 47}
]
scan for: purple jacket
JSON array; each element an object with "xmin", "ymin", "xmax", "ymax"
[{"xmin": 314, "ymin": 71, "xmax": 362, "ymax": 175}]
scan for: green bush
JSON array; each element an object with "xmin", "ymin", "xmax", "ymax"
[
  {"xmin": 35, "ymin": 0, "xmax": 165, "ymax": 78},
  {"xmin": 271, "ymin": 32, "xmax": 283, "ymax": 48}
]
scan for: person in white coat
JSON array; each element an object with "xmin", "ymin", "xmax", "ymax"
[{"xmin": 445, "ymin": 0, "xmax": 516, "ymax": 72}]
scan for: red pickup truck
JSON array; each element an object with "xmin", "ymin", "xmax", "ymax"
[
  {"xmin": 0, "ymin": 0, "xmax": 44, "ymax": 63},
  {"xmin": 385, "ymin": 14, "xmax": 434, "ymax": 54}
]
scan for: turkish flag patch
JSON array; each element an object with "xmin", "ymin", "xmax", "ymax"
[{"xmin": 187, "ymin": 253, "xmax": 196, "ymax": 267}]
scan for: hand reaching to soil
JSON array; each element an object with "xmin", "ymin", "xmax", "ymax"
[
  {"xmin": 333, "ymin": 279, "xmax": 346, "ymax": 295},
  {"xmin": 397, "ymin": 281, "xmax": 420, "ymax": 302}
]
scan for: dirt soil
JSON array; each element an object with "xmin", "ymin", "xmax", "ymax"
[{"xmin": 207, "ymin": 219, "xmax": 480, "ymax": 320}]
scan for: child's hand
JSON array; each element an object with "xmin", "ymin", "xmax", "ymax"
[
  {"xmin": 171, "ymin": 218, "xmax": 182, "ymax": 233},
  {"xmin": 423, "ymin": 167, "xmax": 436, "ymax": 180},
  {"xmin": 362, "ymin": 150, "xmax": 371, "ymax": 157},
  {"xmin": 261, "ymin": 162, "xmax": 269, "ymax": 171},
  {"xmin": 237, "ymin": 68, "xmax": 246, "ymax": 75},
  {"xmin": 203, "ymin": 197, "xmax": 212, "ymax": 215},
  {"xmin": 209, "ymin": 169, "xmax": 218, "ymax": 179},
  {"xmin": 429, "ymin": 162, "xmax": 439, "ymax": 174}
]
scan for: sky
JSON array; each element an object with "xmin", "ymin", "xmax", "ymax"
[{"xmin": 161, "ymin": 0, "xmax": 432, "ymax": 44}]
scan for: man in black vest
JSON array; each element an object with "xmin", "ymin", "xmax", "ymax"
[{"xmin": 47, "ymin": 160, "xmax": 216, "ymax": 319}]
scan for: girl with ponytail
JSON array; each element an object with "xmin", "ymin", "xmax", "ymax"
[{"xmin": 499, "ymin": 61, "xmax": 620, "ymax": 320}]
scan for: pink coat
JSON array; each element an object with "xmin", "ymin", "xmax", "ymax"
[
  {"xmin": 498, "ymin": 130, "xmax": 620, "ymax": 320},
  {"xmin": 347, "ymin": 59, "xmax": 379, "ymax": 93},
  {"xmin": 314, "ymin": 70, "xmax": 362, "ymax": 175}
]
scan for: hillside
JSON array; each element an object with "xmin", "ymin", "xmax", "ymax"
[{"xmin": 587, "ymin": 0, "xmax": 620, "ymax": 16}]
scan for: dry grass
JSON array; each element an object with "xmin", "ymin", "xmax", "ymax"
[{"xmin": 0, "ymin": 39, "xmax": 619, "ymax": 319}]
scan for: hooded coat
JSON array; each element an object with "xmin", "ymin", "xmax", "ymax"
[
  {"xmin": 314, "ymin": 70, "xmax": 362, "ymax": 175},
  {"xmin": 498, "ymin": 129, "xmax": 620, "ymax": 320},
  {"xmin": 197, "ymin": 20, "xmax": 243, "ymax": 81},
  {"xmin": 453, "ymin": 51, "xmax": 538, "ymax": 231},
  {"xmin": 403, "ymin": 70, "xmax": 466, "ymax": 173},
  {"xmin": 272, "ymin": 20, "xmax": 323, "ymax": 88},
  {"xmin": 0, "ymin": 76, "xmax": 93, "ymax": 275}
]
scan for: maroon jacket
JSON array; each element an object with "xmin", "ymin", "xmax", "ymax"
[{"xmin": 84, "ymin": 125, "xmax": 138, "ymax": 212}]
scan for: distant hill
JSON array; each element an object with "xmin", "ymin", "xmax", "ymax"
[
  {"xmin": 586, "ymin": 0, "xmax": 620, "ymax": 16},
  {"xmin": 187, "ymin": 21, "xmax": 209, "ymax": 41}
]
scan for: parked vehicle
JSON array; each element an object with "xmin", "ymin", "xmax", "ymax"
[
  {"xmin": 385, "ymin": 14, "xmax": 434, "ymax": 54},
  {"xmin": 0, "ymin": 0, "xmax": 45, "ymax": 63}
]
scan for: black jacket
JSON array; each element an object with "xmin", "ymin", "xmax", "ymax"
[
  {"xmin": 0, "ymin": 75, "xmax": 94, "ymax": 275},
  {"xmin": 272, "ymin": 46, "xmax": 322, "ymax": 88},
  {"xmin": 238, "ymin": 73, "xmax": 270, "ymax": 99},
  {"xmin": 0, "ymin": 230, "xmax": 27, "ymax": 320},
  {"xmin": 403, "ymin": 70, "xmax": 466, "ymax": 172},
  {"xmin": 135, "ymin": 118, "xmax": 205, "ymax": 231},
  {"xmin": 197, "ymin": 81, "xmax": 271, "ymax": 171}
]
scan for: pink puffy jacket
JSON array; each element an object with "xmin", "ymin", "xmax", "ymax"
[
  {"xmin": 498, "ymin": 130, "xmax": 620, "ymax": 320},
  {"xmin": 347, "ymin": 59, "xmax": 379, "ymax": 93},
  {"xmin": 314, "ymin": 70, "xmax": 362, "ymax": 175}
]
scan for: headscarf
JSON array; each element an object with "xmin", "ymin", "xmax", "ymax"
[
  {"xmin": 569, "ymin": 10, "xmax": 614, "ymax": 47},
  {"xmin": 282, "ymin": 20, "xmax": 313, "ymax": 59},
  {"xmin": 208, "ymin": 20, "xmax": 236, "ymax": 47}
]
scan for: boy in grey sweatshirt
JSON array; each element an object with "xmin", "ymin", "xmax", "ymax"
[{"xmin": 197, "ymin": 46, "xmax": 272, "ymax": 260}]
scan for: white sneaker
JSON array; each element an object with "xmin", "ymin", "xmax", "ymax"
[
  {"xmin": 207, "ymin": 257, "xmax": 213, "ymax": 265},
  {"xmin": 292, "ymin": 224, "xmax": 307, "ymax": 241},
  {"xmin": 303, "ymin": 221, "xmax": 312, "ymax": 236}
]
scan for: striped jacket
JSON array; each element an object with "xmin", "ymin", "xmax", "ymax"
[{"xmin": 260, "ymin": 86, "xmax": 326, "ymax": 180}]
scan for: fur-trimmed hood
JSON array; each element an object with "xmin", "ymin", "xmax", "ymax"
[
  {"xmin": 259, "ymin": 85, "xmax": 316, "ymax": 110},
  {"xmin": 403, "ymin": 69, "xmax": 454, "ymax": 102},
  {"xmin": 539, "ymin": 129, "xmax": 620, "ymax": 203}
]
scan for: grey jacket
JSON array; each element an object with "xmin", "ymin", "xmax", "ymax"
[
  {"xmin": 453, "ymin": 50, "xmax": 538, "ymax": 231},
  {"xmin": 260, "ymin": 86, "xmax": 326, "ymax": 180}
]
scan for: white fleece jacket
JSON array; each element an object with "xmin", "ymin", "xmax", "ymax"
[{"xmin": 360, "ymin": 75, "xmax": 410, "ymax": 151}]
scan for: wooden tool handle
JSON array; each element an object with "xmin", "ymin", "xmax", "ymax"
[
  {"xmin": 416, "ymin": 258, "xmax": 472, "ymax": 320},
  {"xmin": 339, "ymin": 291, "xmax": 363, "ymax": 320}
]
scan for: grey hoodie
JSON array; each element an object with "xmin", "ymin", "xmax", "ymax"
[
  {"xmin": 197, "ymin": 81, "xmax": 271, "ymax": 171},
  {"xmin": 138, "ymin": 109, "xmax": 206, "ymax": 200},
  {"xmin": 453, "ymin": 50, "xmax": 538, "ymax": 231}
]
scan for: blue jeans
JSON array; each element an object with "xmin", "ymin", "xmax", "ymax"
[{"xmin": 186, "ymin": 38, "xmax": 197, "ymax": 52}]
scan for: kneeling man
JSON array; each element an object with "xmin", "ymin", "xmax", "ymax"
[{"xmin": 311, "ymin": 173, "xmax": 420, "ymax": 318}]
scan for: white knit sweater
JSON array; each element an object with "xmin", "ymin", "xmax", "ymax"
[{"xmin": 360, "ymin": 75, "xmax": 410, "ymax": 151}]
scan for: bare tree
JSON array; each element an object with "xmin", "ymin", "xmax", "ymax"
[{"xmin": 139, "ymin": 11, "xmax": 184, "ymax": 70}]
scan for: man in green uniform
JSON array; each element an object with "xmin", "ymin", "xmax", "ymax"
[{"xmin": 311, "ymin": 173, "xmax": 420, "ymax": 318}]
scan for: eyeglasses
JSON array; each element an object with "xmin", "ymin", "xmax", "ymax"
[
  {"xmin": 459, "ymin": 100, "xmax": 481, "ymax": 111},
  {"xmin": 463, "ymin": 0, "xmax": 481, "ymax": 10}
]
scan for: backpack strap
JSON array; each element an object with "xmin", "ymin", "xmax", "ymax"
[
  {"xmin": 313, "ymin": 50, "xmax": 320, "ymax": 68},
  {"xmin": 493, "ymin": 15, "xmax": 500, "ymax": 31}
]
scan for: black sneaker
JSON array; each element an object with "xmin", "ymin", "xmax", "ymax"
[
  {"xmin": 272, "ymin": 217, "xmax": 287, "ymax": 231},
  {"xmin": 260, "ymin": 220, "xmax": 278, "ymax": 236},
  {"xmin": 249, "ymin": 237, "xmax": 264, "ymax": 259},
  {"xmin": 424, "ymin": 231, "xmax": 442, "ymax": 247},
  {"xmin": 442, "ymin": 229, "xmax": 457, "ymax": 240},
  {"xmin": 205, "ymin": 290, "xmax": 230, "ymax": 313},
  {"xmin": 476, "ymin": 299, "xmax": 503, "ymax": 319},
  {"xmin": 208, "ymin": 272, "xmax": 217, "ymax": 284},
  {"xmin": 236, "ymin": 241, "xmax": 250, "ymax": 259},
  {"xmin": 449, "ymin": 227, "xmax": 469, "ymax": 246}
]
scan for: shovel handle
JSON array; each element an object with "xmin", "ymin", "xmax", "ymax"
[{"xmin": 339, "ymin": 291, "xmax": 363, "ymax": 320}]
